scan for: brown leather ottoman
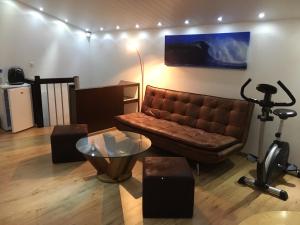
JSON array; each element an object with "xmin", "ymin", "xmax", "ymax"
[
  {"xmin": 51, "ymin": 124, "xmax": 88, "ymax": 163},
  {"xmin": 142, "ymin": 157, "xmax": 195, "ymax": 218}
]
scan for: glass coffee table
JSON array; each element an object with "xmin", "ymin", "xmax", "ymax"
[{"xmin": 76, "ymin": 130, "xmax": 151, "ymax": 183}]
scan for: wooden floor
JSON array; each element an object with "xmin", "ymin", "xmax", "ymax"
[{"xmin": 1, "ymin": 128, "xmax": 300, "ymax": 225}]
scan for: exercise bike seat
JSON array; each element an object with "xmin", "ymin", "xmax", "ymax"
[
  {"xmin": 257, "ymin": 84, "xmax": 277, "ymax": 94},
  {"xmin": 273, "ymin": 108, "xmax": 297, "ymax": 119}
]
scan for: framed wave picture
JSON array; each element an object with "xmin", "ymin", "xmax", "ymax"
[{"xmin": 165, "ymin": 32, "xmax": 250, "ymax": 70}]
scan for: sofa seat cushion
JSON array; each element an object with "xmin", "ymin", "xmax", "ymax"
[{"xmin": 116, "ymin": 113, "xmax": 239, "ymax": 151}]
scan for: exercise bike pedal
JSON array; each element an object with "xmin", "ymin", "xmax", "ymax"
[
  {"xmin": 284, "ymin": 164, "xmax": 300, "ymax": 178},
  {"xmin": 246, "ymin": 154, "xmax": 258, "ymax": 163},
  {"xmin": 286, "ymin": 164, "xmax": 298, "ymax": 172}
]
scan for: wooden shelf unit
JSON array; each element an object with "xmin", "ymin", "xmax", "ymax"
[
  {"xmin": 123, "ymin": 97, "xmax": 139, "ymax": 104},
  {"xmin": 119, "ymin": 80, "xmax": 140, "ymax": 113}
]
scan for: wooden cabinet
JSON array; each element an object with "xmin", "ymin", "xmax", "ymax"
[{"xmin": 69, "ymin": 81, "xmax": 140, "ymax": 133}]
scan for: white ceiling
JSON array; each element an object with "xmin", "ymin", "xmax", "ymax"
[{"xmin": 17, "ymin": 0, "xmax": 300, "ymax": 32}]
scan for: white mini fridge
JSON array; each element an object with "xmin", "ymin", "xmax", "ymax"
[{"xmin": 0, "ymin": 84, "xmax": 34, "ymax": 133}]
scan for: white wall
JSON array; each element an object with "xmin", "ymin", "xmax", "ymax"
[
  {"xmin": 90, "ymin": 20, "xmax": 300, "ymax": 165},
  {"xmin": 1, "ymin": 1, "xmax": 300, "ymax": 165},
  {"xmin": 0, "ymin": 1, "xmax": 91, "ymax": 87}
]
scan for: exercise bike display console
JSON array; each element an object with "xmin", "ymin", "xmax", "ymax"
[{"xmin": 238, "ymin": 78, "xmax": 299, "ymax": 201}]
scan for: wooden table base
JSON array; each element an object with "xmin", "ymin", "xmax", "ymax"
[
  {"xmin": 97, "ymin": 172, "xmax": 132, "ymax": 183},
  {"xmin": 85, "ymin": 155, "xmax": 137, "ymax": 183}
]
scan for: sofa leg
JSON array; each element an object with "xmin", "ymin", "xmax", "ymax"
[{"xmin": 196, "ymin": 163, "xmax": 200, "ymax": 176}]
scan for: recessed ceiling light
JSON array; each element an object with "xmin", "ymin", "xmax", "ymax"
[
  {"xmin": 116, "ymin": 25, "xmax": 120, "ymax": 30},
  {"xmin": 258, "ymin": 12, "xmax": 265, "ymax": 19},
  {"xmin": 184, "ymin": 20, "xmax": 189, "ymax": 25},
  {"xmin": 157, "ymin": 22, "xmax": 162, "ymax": 27},
  {"xmin": 100, "ymin": 27, "xmax": 104, "ymax": 31},
  {"xmin": 217, "ymin": 16, "xmax": 223, "ymax": 22},
  {"xmin": 135, "ymin": 24, "xmax": 140, "ymax": 29},
  {"xmin": 64, "ymin": 19, "xmax": 68, "ymax": 23},
  {"xmin": 39, "ymin": 7, "xmax": 44, "ymax": 12}
]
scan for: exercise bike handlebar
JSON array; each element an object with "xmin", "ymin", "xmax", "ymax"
[
  {"xmin": 240, "ymin": 78, "xmax": 260, "ymax": 104},
  {"xmin": 275, "ymin": 81, "xmax": 296, "ymax": 106},
  {"xmin": 240, "ymin": 78, "xmax": 296, "ymax": 107}
]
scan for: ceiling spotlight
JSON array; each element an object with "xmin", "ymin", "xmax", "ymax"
[
  {"xmin": 157, "ymin": 22, "xmax": 162, "ymax": 27},
  {"xmin": 258, "ymin": 12, "xmax": 265, "ymax": 19},
  {"xmin": 135, "ymin": 24, "xmax": 140, "ymax": 29},
  {"xmin": 217, "ymin": 16, "xmax": 223, "ymax": 22},
  {"xmin": 64, "ymin": 19, "xmax": 68, "ymax": 23},
  {"xmin": 100, "ymin": 27, "xmax": 104, "ymax": 31},
  {"xmin": 184, "ymin": 20, "xmax": 189, "ymax": 25},
  {"xmin": 39, "ymin": 7, "xmax": 44, "ymax": 12},
  {"xmin": 116, "ymin": 25, "xmax": 120, "ymax": 30}
]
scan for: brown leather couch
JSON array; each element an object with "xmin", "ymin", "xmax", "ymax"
[{"xmin": 115, "ymin": 86, "xmax": 254, "ymax": 163}]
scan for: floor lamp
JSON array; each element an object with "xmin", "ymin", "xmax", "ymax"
[
  {"xmin": 136, "ymin": 49, "xmax": 144, "ymax": 104},
  {"xmin": 127, "ymin": 42, "xmax": 144, "ymax": 110}
]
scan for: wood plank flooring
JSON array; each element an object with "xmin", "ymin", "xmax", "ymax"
[{"xmin": 0, "ymin": 127, "xmax": 300, "ymax": 225}]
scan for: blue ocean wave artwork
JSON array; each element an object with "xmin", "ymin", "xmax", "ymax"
[{"xmin": 165, "ymin": 32, "xmax": 250, "ymax": 69}]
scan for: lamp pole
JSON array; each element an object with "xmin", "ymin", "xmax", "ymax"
[{"xmin": 136, "ymin": 49, "xmax": 144, "ymax": 108}]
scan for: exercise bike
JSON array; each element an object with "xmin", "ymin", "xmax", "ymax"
[{"xmin": 238, "ymin": 78, "xmax": 300, "ymax": 201}]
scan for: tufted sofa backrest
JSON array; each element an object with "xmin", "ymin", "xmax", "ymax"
[{"xmin": 142, "ymin": 85, "xmax": 254, "ymax": 142}]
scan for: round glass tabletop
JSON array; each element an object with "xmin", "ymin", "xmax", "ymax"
[{"xmin": 76, "ymin": 130, "xmax": 151, "ymax": 158}]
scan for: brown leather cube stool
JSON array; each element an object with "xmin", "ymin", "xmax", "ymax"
[
  {"xmin": 51, "ymin": 124, "xmax": 88, "ymax": 163},
  {"xmin": 143, "ymin": 157, "xmax": 195, "ymax": 218}
]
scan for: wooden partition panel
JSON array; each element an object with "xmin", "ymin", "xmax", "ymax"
[{"xmin": 70, "ymin": 85, "xmax": 124, "ymax": 133}]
